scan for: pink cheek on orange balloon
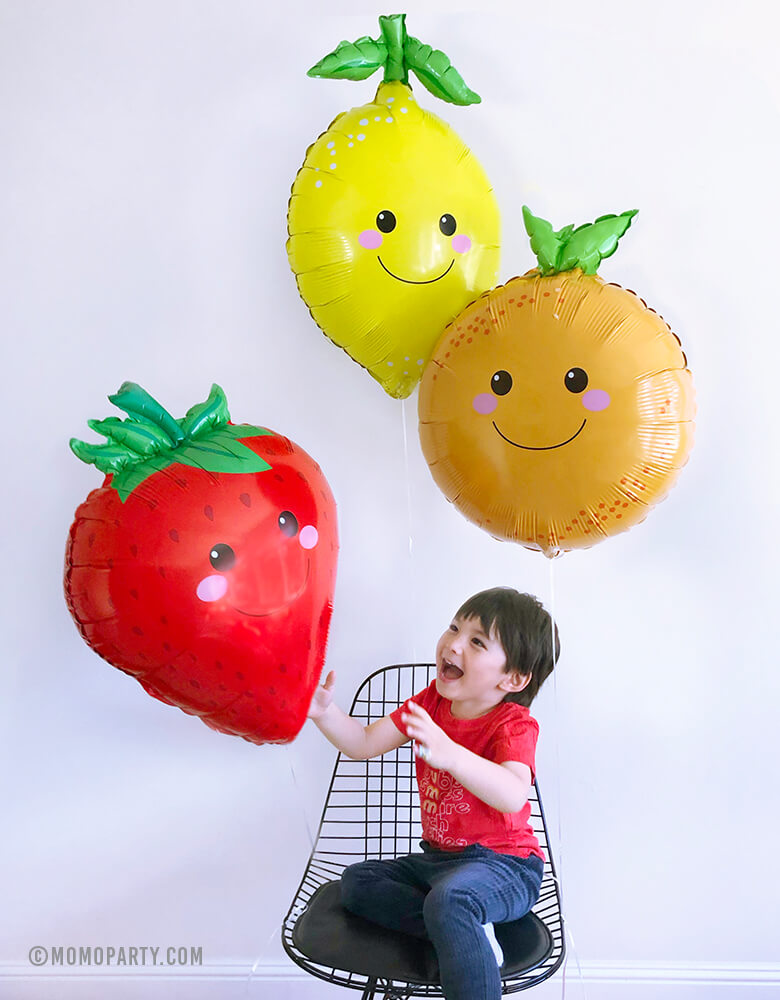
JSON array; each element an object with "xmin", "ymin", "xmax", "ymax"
[
  {"xmin": 472, "ymin": 393, "xmax": 498, "ymax": 415},
  {"xmin": 452, "ymin": 234, "xmax": 471, "ymax": 254},
  {"xmin": 359, "ymin": 230, "xmax": 383, "ymax": 250},
  {"xmin": 582, "ymin": 389, "xmax": 611, "ymax": 411}
]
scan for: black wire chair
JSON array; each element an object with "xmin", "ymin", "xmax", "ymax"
[{"xmin": 282, "ymin": 664, "xmax": 565, "ymax": 999}]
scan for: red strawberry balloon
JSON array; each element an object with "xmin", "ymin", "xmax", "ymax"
[{"xmin": 64, "ymin": 382, "xmax": 338, "ymax": 745}]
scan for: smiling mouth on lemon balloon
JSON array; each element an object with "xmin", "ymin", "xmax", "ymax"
[{"xmin": 377, "ymin": 256, "xmax": 455, "ymax": 284}]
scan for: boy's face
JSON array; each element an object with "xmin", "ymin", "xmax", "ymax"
[{"xmin": 435, "ymin": 614, "xmax": 524, "ymax": 712}]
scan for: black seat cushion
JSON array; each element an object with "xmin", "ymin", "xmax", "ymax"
[{"xmin": 292, "ymin": 880, "xmax": 553, "ymax": 985}]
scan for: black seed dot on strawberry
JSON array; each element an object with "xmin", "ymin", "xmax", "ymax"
[
  {"xmin": 130, "ymin": 544, "xmax": 138, "ymax": 557},
  {"xmin": 160, "ymin": 615, "xmax": 168, "ymax": 625},
  {"xmin": 209, "ymin": 700, "xmax": 218, "ymax": 708},
  {"xmin": 280, "ymin": 699, "xmax": 287, "ymax": 709},
  {"xmin": 240, "ymin": 493, "xmax": 251, "ymax": 507},
  {"xmin": 215, "ymin": 660, "xmax": 223, "ymax": 670},
  {"xmin": 256, "ymin": 705, "xmax": 263, "ymax": 713},
  {"xmin": 163, "ymin": 642, "xmax": 171, "ymax": 652},
  {"xmin": 169, "ymin": 529, "xmax": 179, "ymax": 542},
  {"xmin": 130, "ymin": 588, "xmax": 138, "ymax": 600},
  {"xmin": 235, "ymin": 671, "xmax": 244, "ymax": 680},
  {"xmin": 268, "ymin": 687, "xmax": 276, "ymax": 696},
  {"xmin": 218, "ymin": 684, "xmax": 226, "ymax": 691},
  {"xmin": 204, "ymin": 505, "xmax": 214, "ymax": 521},
  {"xmin": 279, "ymin": 664, "xmax": 287, "ymax": 673},
  {"xmin": 189, "ymin": 679, "xmax": 200, "ymax": 689},
  {"xmin": 88, "ymin": 533, "xmax": 95, "ymax": 547},
  {"xmin": 274, "ymin": 473, "xmax": 284, "ymax": 483},
  {"xmin": 158, "ymin": 567, "xmax": 166, "ymax": 578},
  {"xmin": 132, "ymin": 626, "xmax": 143, "ymax": 636}
]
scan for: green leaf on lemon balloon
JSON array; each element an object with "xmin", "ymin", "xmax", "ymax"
[
  {"xmin": 403, "ymin": 36, "xmax": 481, "ymax": 105},
  {"xmin": 306, "ymin": 15, "xmax": 481, "ymax": 105},
  {"xmin": 308, "ymin": 36, "xmax": 389, "ymax": 82}
]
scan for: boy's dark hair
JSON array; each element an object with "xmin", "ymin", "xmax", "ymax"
[{"xmin": 455, "ymin": 587, "xmax": 559, "ymax": 706}]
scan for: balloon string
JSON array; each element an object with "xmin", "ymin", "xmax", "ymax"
[
  {"xmin": 245, "ymin": 746, "xmax": 317, "ymax": 995},
  {"xmin": 548, "ymin": 558, "xmax": 589, "ymax": 1000},
  {"xmin": 400, "ymin": 398, "xmax": 418, "ymax": 663}
]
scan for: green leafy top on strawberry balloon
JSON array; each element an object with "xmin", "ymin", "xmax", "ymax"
[
  {"xmin": 307, "ymin": 13, "xmax": 481, "ymax": 106},
  {"xmin": 522, "ymin": 206, "xmax": 638, "ymax": 276},
  {"xmin": 70, "ymin": 383, "xmax": 272, "ymax": 503}
]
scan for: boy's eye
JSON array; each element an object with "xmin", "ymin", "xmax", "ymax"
[{"xmin": 472, "ymin": 638, "xmax": 485, "ymax": 648}]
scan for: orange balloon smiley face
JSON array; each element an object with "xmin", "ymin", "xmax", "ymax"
[{"xmin": 418, "ymin": 269, "xmax": 695, "ymax": 556}]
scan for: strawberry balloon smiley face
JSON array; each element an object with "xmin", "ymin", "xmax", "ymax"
[{"xmin": 64, "ymin": 383, "xmax": 339, "ymax": 746}]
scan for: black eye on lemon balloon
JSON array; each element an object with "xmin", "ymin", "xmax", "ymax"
[
  {"xmin": 564, "ymin": 368, "xmax": 589, "ymax": 393},
  {"xmin": 376, "ymin": 211, "xmax": 396, "ymax": 233},
  {"xmin": 278, "ymin": 511, "xmax": 299, "ymax": 537},
  {"xmin": 209, "ymin": 543, "xmax": 236, "ymax": 571},
  {"xmin": 439, "ymin": 214, "xmax": 457, "ymax": 236},
  {"xmin": 491, "ymin": 370, "xmax": 513, "ymax": 396}
]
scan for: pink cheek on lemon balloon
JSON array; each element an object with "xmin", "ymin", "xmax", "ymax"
[
  {"xmin": 472, "ymin": 393, "xmax": 498, "ymax": 415},
  {"xmin": 359, "ymin": 230, "xmax": 383, "ymax": 250},
  {"xmin": 452, "ymin": 234, "xmax": 472, "ymax": 254},
  {"xmin": 582, "ymin": 389, "xmax": 611, "ymax": 412},
  {"xmin": 197, "ymin": 575, "xmax": 229, "ymax": 603}
]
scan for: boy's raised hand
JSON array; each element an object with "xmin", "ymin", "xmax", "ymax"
[
  {"xmin": 307, "ymin": 670, "xmax": 336, "ymax": 720},
  {"xmin": 401, "ymin": 702, "xmax": 456, "ymax": 772}
]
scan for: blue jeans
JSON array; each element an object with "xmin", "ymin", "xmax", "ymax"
[{"xmin": 340, "ymin": 842, "xmax": 544, "ymax": 1000}]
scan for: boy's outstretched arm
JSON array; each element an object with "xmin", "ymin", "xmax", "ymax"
[{"xmin": 308, "ymin": 671, "xmax": 410, "ymax": 761}]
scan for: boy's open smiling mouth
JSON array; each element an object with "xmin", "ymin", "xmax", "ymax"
[
  {"xmin": 377, "ymin": 256, "xmax": 455, "ymax": 284},
  {"xmin": 492, "ymin": 418, "xmax": 587, "ymax": 451},
  {"xmin": 439, "ymin": 659, "xmax": 464, "ymax": 681}
]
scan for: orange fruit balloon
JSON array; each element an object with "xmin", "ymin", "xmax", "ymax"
[{"xmin": 418, "ymin": 209, "xmax": 695, "ymax": 556}]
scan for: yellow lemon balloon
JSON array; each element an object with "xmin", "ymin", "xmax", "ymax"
[
  {"xmin": 287, "ymin": 14, "xmax": 500, "ymax": 399},
  {"xmin": 419, "ymin": 208, "xmax": 696, "ymax": 556}
]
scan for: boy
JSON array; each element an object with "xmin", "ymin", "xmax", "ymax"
[{"xmin": 307, "ymin": 587, "xmax": 559, "ymax": 1000}]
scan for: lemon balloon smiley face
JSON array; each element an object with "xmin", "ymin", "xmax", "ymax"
[
  {"xmin": 287, "ymin": 14, "xmax": 500, "ymax": 400},
  {"xmin": 419, "ymin": 208, "xmax": 696, "ymax": 556}
]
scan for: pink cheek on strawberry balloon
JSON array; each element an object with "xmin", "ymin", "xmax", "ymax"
[
  {"xmin": 452, "ymin": 234, "xmax": 471, "ymax": 254},
  {"xmin": 359, "ymin": 230, "xmax": 383, "ymax": 250},
  {"xmin": 299, "ymin": 525, "xmax": 319, "ymax": 550},
  {"xmin": 197, "ymin": 575, "xmax": 229, "ymax": 603},
  {"xmin": 472, "ymin": 393, "xmax": 498, "ymax": 415},
  {"xmin": 582, "ymin": 389, "xmax": 611, "ymax": 412}
]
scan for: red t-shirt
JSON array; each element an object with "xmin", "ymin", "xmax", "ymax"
[{"xmin": 390, "ymin": 681, "xmax": 544, "ymax": 860}]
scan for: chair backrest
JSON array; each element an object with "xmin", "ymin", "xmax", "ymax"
[{"xmin": 283, "ymin": 664, "xmax": 565, "ymax": 995}]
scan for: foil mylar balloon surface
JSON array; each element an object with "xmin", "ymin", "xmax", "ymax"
[
  {"xmin": 287, "ymin": 13, "xmax": 500, "ymax": 400},
  {"xmin": 65, "ymin": 383, "xmax": 339, "ymax": 745},
  {"xmin": 418, "ymin": 208, "xmax": 695, "ymax": 556}
]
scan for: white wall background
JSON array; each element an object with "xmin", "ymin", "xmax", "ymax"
[{"xmin": 2, "ymin": 1, "xmax": 779, "ymax": 998}]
